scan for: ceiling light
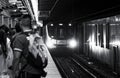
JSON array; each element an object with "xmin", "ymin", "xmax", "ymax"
[
  {"xmin": 69, "ymin": 23, "xmax": 72, "ymax": 26},
  {"xmin": 51, "ymin": 24, "xmax": 53, "ymax": 26},
  {"xmin": 12, "ymin": 9, "xmax": 17, "ymax": 12},
  {"xmin": 59, "ymin": 23, "xmax": 63, "ymax": 26}
]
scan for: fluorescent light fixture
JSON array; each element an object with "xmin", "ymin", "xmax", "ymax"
[
  {"xmin": 33, "ymin": 25, "xmax": 37, "ymax": 29},
  {"xmin": 31, "ymin": 0, "xmax": 38, "ymax": 21},
  {"xmin": 12, "ymin": 9, "xmax": 17, "ymax": 12},
  {"xmin": 51, "ymin": 24, "xmax": 54, "ymax": 26},
  {"xmin": 37, "ymin": 21, "xmax": 43, "ymax": 27},
  {"xmin": 69, "ymin": 23, "xmax": 72, "ymax": 26},
  {"xmin": 59, "ymin": 23, "xmax": 63, "ymax": 26}
]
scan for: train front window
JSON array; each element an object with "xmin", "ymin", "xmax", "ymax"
[
  {"xmin": 48, "ymin": 25, "xmax": 74, "ymax": 39},
  {"xmin": 67, "ymin": 26, "xmax": 74, "ymax": 38},
  {"xmin": 57, "ymin": 28, "xmax": 66, "ymax": 39},
  {"xmin": 48, "ymin": 26, "xmax": 56, "ymax": 39}
]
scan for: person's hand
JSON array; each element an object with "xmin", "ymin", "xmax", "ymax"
[{"xmin": 10, "ymin": 70, "xmax": 19, "ymax": 78}]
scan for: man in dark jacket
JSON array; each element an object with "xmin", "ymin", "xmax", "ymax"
[{"xmin": 12, "ymin": 14, "xmax": 42, "ymax": 78}]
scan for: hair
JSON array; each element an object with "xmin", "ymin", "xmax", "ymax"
[
  {"xmin": 15, "ymin": 23, "xmax": 22, "ymax": 33},
  {"xmin": 0, "ymin": 27, "xmax": 7, "ymax": 58},
  {"xmin": 0, "ymin": 25, "xmax": 9, "ymax": 33},
  {"xmin": 20, "ymin": 14, "xmax": 32, "ymax": 28}
]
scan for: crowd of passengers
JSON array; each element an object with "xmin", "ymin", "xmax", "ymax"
[{"xmin": 0, "ymin": 14, "xmax": 46, "ymax": 78}]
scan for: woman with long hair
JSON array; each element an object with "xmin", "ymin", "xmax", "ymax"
[
  {"xmin": 0, "ymin": 25, "xmax": 8, "ymax": 58},
  {"xmin": 0, "ymin": 27, "xmax": 8, "ymax": 73},
  {"xmin": 0, "ymin": 25, "xmax": 13, "ymax": 78}
]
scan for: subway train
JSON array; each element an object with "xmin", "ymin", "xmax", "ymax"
[
  {"xmin": 44, "ymin": 23, "xmax": 77, "ymax": 50},
  {"xmin": 42, "ymin": 14, "xmax": 120, "ymax": 75}
]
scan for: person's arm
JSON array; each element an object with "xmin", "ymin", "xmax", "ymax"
[
  {"xmin": 12, "ymin": 36, "xmax": 23, "ymax": 77},
  {"xmin": 12, "ymin": 50, "xmax": 21, "ymax": 77}
]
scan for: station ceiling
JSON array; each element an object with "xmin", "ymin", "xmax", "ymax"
[{"xmin": 38, "ymin": 0, "xmax": 120, "ymax": 23}]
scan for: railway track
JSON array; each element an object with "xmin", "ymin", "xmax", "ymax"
[
  {"xmin": 72, "ymin": 54, "xmax": 117, "ymax": 78},
  {"xmin": 53, "ymin": 57, "xmax": 102, "ymax": 78}
]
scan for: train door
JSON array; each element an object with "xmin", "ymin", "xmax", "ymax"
[
  {"xmin": 113, "ymin": 25, "xmax": 120, "ymax": 74},
  {"xmin": 113, "ymin": 46, "xmax": 119, "ymax": 74},
  {"xmin": 110, "ymin": 22, "xmax": 120, "ymax": 74}
]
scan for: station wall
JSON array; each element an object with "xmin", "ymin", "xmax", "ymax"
[{"xmin": 77, "ymin": 15, "xmax": 120, "ymax": 73}]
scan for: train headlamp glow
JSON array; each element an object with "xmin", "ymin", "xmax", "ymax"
[
  {"xmin": 68, "ymin": 39, "xmax": 77, "ymax": 48},
  {"xmin": 46, "ymin": 39, "xmax": 56, "ymax": 48}
]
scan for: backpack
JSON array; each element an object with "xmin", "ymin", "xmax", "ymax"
[
  {"xmin": 12, "ymin": 32, "xmax": 48, "ymax": 77},
  {"xmin": 25, "ymin": 33, "xmax": 48, "ymax": 69},
  {"xmin": 20, "ymin": 32, "xmax": 48, "ymax": 77}
]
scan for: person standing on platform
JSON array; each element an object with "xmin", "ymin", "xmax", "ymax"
[
  {"xmin": 12, "ymin": 14, "xmax": 45, "ymax": 78},
  {"xmin": 0, "ymin": 25, "xmax": 13, "ymax": 78}
]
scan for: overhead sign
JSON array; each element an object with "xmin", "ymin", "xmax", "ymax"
[{"xmin": 39, "ymin": 11, "xmax": 50, "ymax": 17}]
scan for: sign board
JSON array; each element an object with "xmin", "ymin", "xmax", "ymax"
[{"xmin": 39, "ymin": 11, "xmax": 50, "ymax": 17}]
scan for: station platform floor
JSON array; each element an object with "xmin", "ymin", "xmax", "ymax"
[{"xmin": 44, "ymin": 50, "xmax": 62, "ymax": 78}]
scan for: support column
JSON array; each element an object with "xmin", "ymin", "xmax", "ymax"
[
  {"xmin": 4, "ymin": 16, "xmax": 9, "ymax": 27},
  {"xmin": 0, "ymin": 14, "xmax": 4, "ymax": 26}
]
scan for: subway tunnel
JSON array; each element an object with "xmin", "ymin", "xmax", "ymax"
[{"xmin": 0, "ymin": 0, "xmax": 120, "ymax": 78}]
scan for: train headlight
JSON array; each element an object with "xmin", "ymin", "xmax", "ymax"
[
  {"xmin": 68, "ymin": 39, "xmax": 77, "ymax": 48},
  {"xmin": 46, "ymin": 39, "xmax": 56, "ymax": 48}
]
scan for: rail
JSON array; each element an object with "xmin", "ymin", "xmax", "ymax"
[
  {"xmin": 72, "ymin": 54, "xmax": 116, "ymax": 78},
  {"xmin": 53, "ymin": 58, "xmax": 69, "ymax": 78},
  {"xmin": 71, "ymin": 58, "xmax": 97, "ymax": 78}
]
